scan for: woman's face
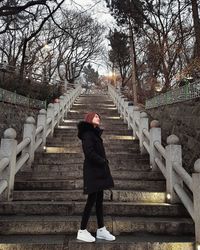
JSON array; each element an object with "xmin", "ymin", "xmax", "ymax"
[{"xmin": 92, "ymin": 114, "xmax": 100, "ymax": 126}]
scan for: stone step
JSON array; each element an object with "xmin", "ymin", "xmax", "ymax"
[
  {"xmin": 31, "ymin": 162, "xmax": 151, "ymax": 172},
  {"xmin": 34, "ymin": 152, "xmax": 149, "ymax": 161},
  {"xmin": 0, "ymin": 201, "xmax": 189, "ymax": 217},
  {"xmin": 46, "ymin": 137, "xmax": 139, "ymax": 146},
  {"xmin": 76, "ymin": 95, "xmax": 111, "ymax": 98},
  {"xmin": 55, "ymin": 123, "xmax": 131, "ymax": 131},
  {"xmin": 14, "ymin": 179, "xmax": 165, "ymax": 191},
  {"xmin": 0, "ymin": 235, "xmax": 194, "ymax": 250},
  {"xmin": 55, "ymin": 132, "xmax": 133, "ymax": 138},
  {"xmin": 67, "ymin": 108, "xmax": 119, "ymax": 114},
  {"xmin": 65, "ymin": 111, "xmax": 120, "ymax": 116},
  {"xmin": 61, "ymin": 119, "xmax": 129, "ymax": 126},
  {"xmin": 53, "ymin": 129, "xmax": 133, "ymax": 136},
  {"xmin": 72, "ymin": 98, "xmax": 114, "ymax": 103},
  {"xmin": 45, "ymin": 145, "xmax": 140, "ymax": 154},
  {"xmin": 44, "ymin": 146, "xmax": 140, "ymax": 154},
  {"xmin": 0, "ymin": 234, "xmax": 66, "ymax": 250},
  {"xmin": 73, "ymin": 102, "xmax": 116, "ymax": 107},
  {"xmin": 73, "ymin": 103, "xmax": 114, "ymax": 107},
  {"xmin": 0, "ymin": 216, "xmax": 194, "ymax": 235},
  {"xmin": 69, "ymin": 235, "xmax": 194, "ymax": 250},
  {"xmin": 71, "ymin": 105, "xmax": 118, "ymax": 110},
  {"xmin": 33, "ymin": 155, "xmax": 149, "ymax": 166},
  {"xmin": 66, "ymin": 114, "xmax": 122, "ymax": 120},
  {"xmin": 50, "ymin": 133, "xmax": 134, "ymax": 140},
  {"xmin": 16, "ymin": 170, "xmax": 164, "ymax": 181},
  {"xmin": 13, "ymin": 190, "xmax": 166, "ymax": 202}
]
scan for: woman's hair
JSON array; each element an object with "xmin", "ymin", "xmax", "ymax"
[{"xmin": 84, "ymin": 112, "xmax": 100, "ymax": 124}]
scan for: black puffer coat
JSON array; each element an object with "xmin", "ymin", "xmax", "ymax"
[{"xmin": 77, "ymin": 121, "xmax": 114, "ymax": 194}]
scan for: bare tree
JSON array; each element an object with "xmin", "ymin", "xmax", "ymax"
[
  {"xmin": 55, "ymin": 10, "xmax": 104, "ymax": 84},
  {"xmin": 191, "ymin": 0, "xmax": 200, "ymax": 58}
]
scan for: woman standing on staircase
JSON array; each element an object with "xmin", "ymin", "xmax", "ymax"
[{"xmin": 77, "ymin": 112, "xmax": 115, "ymax": 243}]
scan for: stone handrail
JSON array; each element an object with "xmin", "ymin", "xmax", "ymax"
[
  {"xmin": 145, "ymin": 80, "xmax": 200, "ymax": 109},
  {"xmin": 0, "ymin": 84, "xmax": 82, "ymax": 201},
  {"xmin": 108, "ymin": 84, "xmax": 200, "ymax": 245}
]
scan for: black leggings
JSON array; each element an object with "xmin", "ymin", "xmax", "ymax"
[{"xmin": 80, "ymin": 190, "xmax": 104, "ymax": 230}]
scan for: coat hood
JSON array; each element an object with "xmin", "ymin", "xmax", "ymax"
[{"xmin": 77, "ymin": 121, "xmax": 103, "ymax": 140}]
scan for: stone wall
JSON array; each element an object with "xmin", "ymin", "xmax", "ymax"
[
  {"xmin": 0, "ymin": 102, "xmax": 39, "ymax": 142},
  {"xmin": 146, "ymin": 98, "xmax": 200, "ymax": 173}
]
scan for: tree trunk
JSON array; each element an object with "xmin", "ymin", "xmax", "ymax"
[
  {"xmin": 19, "ymin": 39, "xmax": 28, "ymax": 81},
  {"xmin": 129, "ymin": 21, "xmax": 138, "ymax": 104},
  {"xmin": 191, "ymin": 0, "xmax": 200, "ymax": 58}
]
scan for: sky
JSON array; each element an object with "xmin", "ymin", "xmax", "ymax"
[
  {"xmin": 65, "ymin": 0, "xmax": 115, "ymax": 26},
  {"xmin": 64, "ymin": 0, "xmax": 116, "ymax": 75}
]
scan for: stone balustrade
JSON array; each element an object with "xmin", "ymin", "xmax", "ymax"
[
  {"xmin": 0, "ymin": 84, "xmax": 82, "ymax": 201},
  {"xmin": 108, "ymin": 84, "xmax": 200, "ymax": 246}
]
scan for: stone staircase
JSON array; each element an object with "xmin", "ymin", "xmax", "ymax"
[{"xmin": 0, "ymin": 94, "xmax": 195, "ymax": 249}]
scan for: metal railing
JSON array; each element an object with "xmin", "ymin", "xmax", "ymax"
[
  {"xmin": 0, "ymin": 87, "xmax": 46, "ymax": 109},
  {"xmin": 146, "ymin": 81, "xmax": 200, "ymax": 109},
  {"xmin": 0, "ymin": 84, "xmax": 82, "ymax": 201},
  {"xmin": 108, "ymin": 83, "xmax": 200, "ymax": 245}
]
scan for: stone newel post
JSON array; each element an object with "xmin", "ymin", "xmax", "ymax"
[
  {"xmin": 37, "ymin": 109, "xmax": 47, "ymax": 150},
  {"xmin": 59, "ymin": 96, "xmax": 65, "ymax": 121},
  {"xmin": 53, "ymin": 102, "xmax": 60, "ymax": 128},
  {"xmin": 123, "ymin": 101, "xmax": 129, "ymax": 123},
  {"xmin": 47, "ymin": 103, "xmax": 55, "ymax": 137},
  {"xmin": 149, "ymin": 120, "xmax": 161, "ymax": 171},
  {"xmin": 119, "ymin": 97, "xmax": 124, "ymax": 118},
  {"xmin": 23, "ymin": 116, "xmax": 36, "ymax": 168},
  {"xmin": 127, "ymin": 106, "xmax": 133, "ymax": 129},
  {"xmin": 132, "ymin": 106, "xmax": 140, "ymax": 139},
  {"xmin": 117, "ymin": 94, "xmax": 122, "ymax": 111},
  {"xmin": 193, "ymin": 159, "xmax": 200, "ymax": 244},
  {"xmin": 165, "ymin": 134, "xmax": 182, "ymax": 203},
  {"xmin": 0, "ymin": 128, "xmax": 17, "ymax": 201},
  {"xmin": 139, "ymin": 112, "xmax": 149, "ymax": 155},
  {"xmin": 63, "ymin": 93, "xmax": 69, "ymax": 115}
]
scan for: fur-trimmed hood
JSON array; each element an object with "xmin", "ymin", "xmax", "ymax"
[{"xmin": 77, "ymin": 121, "xmax": 103, "ymax": 140}]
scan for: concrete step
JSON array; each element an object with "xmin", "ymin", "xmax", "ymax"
[
  {"xmin": 14, "ymin": 179, "xmax": 165, "ymax": 191},
  {"xmin": 13, "ymin": 190, "xmax": 166, "ymax": 202},
  {"xmin": 0, "ymin": 235, "xmax": 194, "ymax": 250},
  {"xmin": 0, "ymin": 215, "xmax": 194, "ymax": 235},
  {"xmin": 16, "ymin": 170, "xmax": 164, "ymax": 181},
  {"xmin": 0, "ymin": 201, "xmax": 189, "ymax": 217}
]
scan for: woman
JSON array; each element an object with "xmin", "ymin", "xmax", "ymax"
[{"xmin": 77, "ymin": 112, "xmax": 115, "ymax": 242}]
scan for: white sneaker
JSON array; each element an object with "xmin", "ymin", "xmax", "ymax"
[
  {"xmin": 77, "ymin": 229, "xmax": 96, "ymax": 242},
  {"xmin": 96, "ymin": 226, "xmax": 116, "ymax": 241}
]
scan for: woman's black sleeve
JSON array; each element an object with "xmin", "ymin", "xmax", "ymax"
[{"xmin": 82, "ymin": 131, "xmax": 106, "ymax": 166}]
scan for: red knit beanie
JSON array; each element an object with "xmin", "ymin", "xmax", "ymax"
[{"xmin": 84, "ymin": 112, "xmax": 99, "ymax": 124}]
